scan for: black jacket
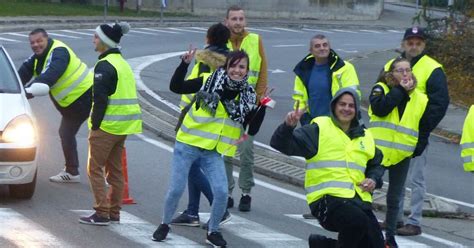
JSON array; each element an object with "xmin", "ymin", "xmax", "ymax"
[
  {"xmin": 18, "ymin": 38, "xmax": 92, "ymax": 117},
  {"xmin": 90, "ymin": 48, "xmax": 120, "ymax": 130},
  {"xmin": 293, "ymin": 49, "xmax": 346, "ymax": 88}
]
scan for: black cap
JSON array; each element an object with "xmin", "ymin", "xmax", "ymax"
[{"xmin": 403, "ymin": 27, "xmax": 426, "ymax": 40}]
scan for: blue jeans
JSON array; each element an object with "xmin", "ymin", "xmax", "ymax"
[
  {"xmin": 59, "ymin": 113, "xmax": 88, "ymax": 175},
  {"xmin": 385, "ymin": 157, "xmax": 411, "ymax": 236},
  {"xmin": 162, "ymin": 141, "xmax": 228, "ymax": 232},
  {"xmin": 186, "ymin": 161, "xmax": 213, "ymax": 216}
]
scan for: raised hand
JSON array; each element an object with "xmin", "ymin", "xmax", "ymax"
[
  {"xmin": 285, "ymin": 101, "xmax": 304, "ymax": 127},
  {"xmin": 181, "ymin": 44, "xmax": 197, "ymax": 64}
]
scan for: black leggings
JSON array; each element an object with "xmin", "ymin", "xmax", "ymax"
[{"xmin": 310, "ymin": 195, "xmax": 385, "ymax": 248}]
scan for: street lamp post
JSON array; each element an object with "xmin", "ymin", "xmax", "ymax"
[{"xmin": 104, "ymin": 0, "xmax": 109, "ymax": 22}]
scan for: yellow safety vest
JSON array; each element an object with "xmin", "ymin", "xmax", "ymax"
[
  {"xmin": 179, "ymin": 61, "xmax": 212, "ymax": 110},
  {"xmin": 34, "ymin": 39, "xmax": 93, "ymax": 107},
  {"xmin": 461, "ymin": 105, "xmax": 474, "ymax": 172},
  {"xmin": 89, "ymin": 53, "xmax": 142, "ymax": 135},
  {"xmin": 176, "ymin": 99, "xmax": 242, "ymax": 157},
  {"xmin": 227, "ymin": 33, "xmax": 262, "ymax": 85},
  {"xmin": 384, "ymin": 55, "xmax": 443, "ymax": 94},
  {"xmin": 293, "ymin": 54, "xmax": 360, "ymax": 112},
  {"xmin": 368, "ymin": 83, "xmax": 428, "ymax": 166},
  {"xmin": 305, "ymin": 117, "xmax": 375, "ymax": 205}
]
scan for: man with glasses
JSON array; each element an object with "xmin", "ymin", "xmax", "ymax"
[{"xmin": 378, "ymin": 27, "xmax": 449, "ymax": 238}]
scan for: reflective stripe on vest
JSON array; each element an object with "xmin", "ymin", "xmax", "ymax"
[
  {"xmin": 180, "ymin": 123, "xmax": 236, "ymax": 146},
  {"xmin": 368, "ymin": 82, "xmax": 427, "ymax": 166},
  {"xmin": 90, "ymin": 53, "xmax": 142, "ymax": 135},
  {"xmin": 34, "ymin": 39, "xmax": 92, "ymax": 107},
  {"xmin": 227, "ymin": 33, "xmax": 262, "ymax": 85},
  {"xmin": 304, "ymin": 117, "xmax": 375, "ymax": 205},
  {"xmin": 460, "ymin": 105, "xmax": 474, "ymax": 171}
]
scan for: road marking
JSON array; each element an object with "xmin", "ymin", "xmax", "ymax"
[
  {"xmin": 359, "ymin": 29, "xmax": 382, "ymax": 34},
  {"xmin": 302, "ymin": 28, "xmax": 335, "ymax": 34},
  {"xmin": 272, "ymin": 44, "xmax": 304, "ymax": 48},
  {"xmin": 188, "ymin": 27, "xmax": 208, "ymax": 31},
  {"xmin": 47, "ymin": 32, "xmax": 80, "ymax": 39},
  {"xmin": 331, "ymin": 29, "xmax": 358, "ymax": 34},
  {"xmin": 128, "ymin": 51, "xmax": 474, "ymax": 214},
  {"xmin": 335, "ymin": 48, "xmax": 359, "ymax": 53},
  {"xmin": 72, "ymin": 210, "xmax": 203, "ymax": 247},
  {"xmin": 0, "ymin": 208, "xmax": 73, "ymax": 247},
  {"xmin": 0, "ymin": 36, "xmax": 21, "ymax": 42},
  {"xmin": 271, "ymin": 27, "xmax": 304, "ymax": 33},
  {"xmin": 200, "ymin": 213, "xmax": 305, "ymax": 247},
  {"xmin": 288, "ymin": 215, "xmax": 431, "ymax": 248},
  {"xmin": 388, "ymin": 30, "xmax": 404, "ymax": 33},
  {"xmin": 130, "ymin": 30, "xmax": 159, "ymax": 36},
  {"xmin": 59, "ymin": 30, "xmax": 93, "ymax": 36},
  {"xmin": 167, "ymin": 27, "xmax": 205, "ymax": 34},
  {"xmin": 269, "ymin": 69, "xmax": 286, "ymax": 73},
  {"xmin": 246, "ymin": 27, "xmax": 280, "ymax": 33},
  {"xmin": 5, "ymin": 32, "xmax": 28, "ymax": 37},
  {"xmin": 138, "ymin": 28, "xmax": 181, "ymax": 34}
]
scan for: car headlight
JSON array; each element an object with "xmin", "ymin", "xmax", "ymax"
[{"xmin": 1, "ymin": 115, "xmax": 36, "ymax": 146}]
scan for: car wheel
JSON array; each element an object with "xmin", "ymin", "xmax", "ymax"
[{"xmin": 9, "ymin": 170, "xmax": 37, "ymax": 199}]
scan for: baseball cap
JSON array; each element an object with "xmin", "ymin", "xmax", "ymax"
[{"xmin": 403, "ymin": 27, "xmax": 426, "ymax": 40}]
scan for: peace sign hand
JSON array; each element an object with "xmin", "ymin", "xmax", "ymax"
[{"xmin": 181, "ymin": 44, "xmax": 197, "ymax": 64}]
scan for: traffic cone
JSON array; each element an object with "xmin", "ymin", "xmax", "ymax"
[{"xmin": 121, "ymin": 147, "xmax": 136, "ymax": 204}]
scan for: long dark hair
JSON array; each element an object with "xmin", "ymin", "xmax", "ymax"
[{"xmin": 225, "ymin": 50, "xmax": 249, "ymax": 72}]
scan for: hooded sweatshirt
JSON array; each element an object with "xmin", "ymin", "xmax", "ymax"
[{"xmin": 270, "ymin": 88, "xmax": 384, "ymax": 187}]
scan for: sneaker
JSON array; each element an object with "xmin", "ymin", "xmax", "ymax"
[
  {"xmin": 201, "ymin": 210, "xmax": 232, "ymax": 230},
  {"xmin": 379, "ymin": 220, "xmax": 404, "ymax": 230},
  {"xmin": 110, "ymin": 214, "xmax": 120, "ymax": 224},
  {"xmin": 227, "ymin": 196, "xmax": 234, "ymax": 209},
  {"xmin": 152, "ymin": 224, "xmax": 170, "ymax": 242},
  {"xmin": 238, "ymin": 194, "xmax": 251, "ymax": 212},
  {"xmin": 397, "ymin": 224, "xmax": 422, "ymax": 236},
  {"xmin": 206, "ymin": 231, "xmax": 227, "ymax": 247},
  {"xmin": 79, "ymin": 213, "xmax": 110, "ymax": 226},
  {"xmin": 49, "ymin": 170, "xmax": 80, "ymax": 183},
  {"xmin": 170, "ymin": 211, "xmax": 200, "ymax": 227},
  {"xmin": 385, "ymin": 235, "xmax": 398, "ymax": 248}
]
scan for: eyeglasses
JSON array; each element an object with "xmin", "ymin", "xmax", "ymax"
[{"xmin": 393, "ymin": 68, "xmax": 412, "ymax": 74}]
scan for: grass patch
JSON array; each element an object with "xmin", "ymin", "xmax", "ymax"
[{"xmin": 0, "ymin": 0, "xmax": 190, "ymax": 17}]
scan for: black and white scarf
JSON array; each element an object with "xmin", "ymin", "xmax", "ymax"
[{"xmin": 195, "ymin": 68, "xmax": 256, "ymax": 124}]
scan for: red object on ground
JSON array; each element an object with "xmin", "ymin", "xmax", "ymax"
[{"xmin": 121, "ymin": 148, "xmax": 136, "ymax": 204}]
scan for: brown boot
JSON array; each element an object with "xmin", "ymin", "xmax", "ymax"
[
  {"xmin": 397, "ymin": 224, "xmax": 422, "ymax": 236},
  {"xmin": 379, "ymin": 220, "xmax": 404, "ymax": 230}
]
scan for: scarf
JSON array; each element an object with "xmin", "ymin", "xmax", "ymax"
[{"xmin": 195, "ymin": 68, "xmax": 256, "ymax": 124}]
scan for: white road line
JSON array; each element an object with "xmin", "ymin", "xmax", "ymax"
[
  {"xmin": 359, "ymin": 29, "xmax": 382, "ymax": 34},
  {"xmin": 271, "ymin": 27, "xmax": 304, "ymax": 33},
  {"xmin": 59, "ymin": 30, "xmax": 94, "ymax": 36},
  {"xmin": 0, "ymin": 208, "xmax": 74, "ymax": 247},
  {"xmin": 200, "ymin": 213, "xmax": 305, "ymax": 247},
  {"xmin": 129, "ymin": 51, "xmax": 474, "ymax": 213},
  {"xmin": 167, "ymin": 27, "xmax": 204, "ymax": 34},
  {"xmin": 246, "ymin": 27, "xmax": 280, "ymax": 33},
  {"xmin": 130, "ymin": 30, "xmax": 159, "ymax": 36},
  {"xmin": 47, "ymin": 32, "xmax": 80, "ymax": 39},
  {"xmin": 288, "ymin": 215, "xmax": 431, "ymax": 248},
  {"xmin": 388, "ymin": 30, "xmax": 404, "ymax": 33},
  {"xmin": 188, "ymin": 27, "xmax": 208, "ymax": 31},
  {"xmin": 139, "ymin": 28, "xmax": 181, "ymax": 34},
  {"xmin": 302, "ymin": 28, "xmax": 335, "ymax": 34},
  {"xmin": 0, "ymin": 36, "xmax": 21, "ymax": 42},
  {"xmin": 72, "ymin": 210, "xmax": 203, "ymax": 247},
  {"xmin": 272, "ymin": 44, "xmax": 305, "ymax": 48},
  {"xmin": 335, "ymin": 48, "xmax": 359, "ymax": 53},
  {"xmin": 5, "ymin": 32, "xmax": 29, "ymax": 37},
  {"xmin": 331, "ymin": 29, "xmax": 358, "ymax": 34}
]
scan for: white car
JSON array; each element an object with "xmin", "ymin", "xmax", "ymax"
[{"xmin": 0, "ymin": 46, "xmax": 49, "ymax": 199}]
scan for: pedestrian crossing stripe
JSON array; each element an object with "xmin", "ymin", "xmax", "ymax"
[{"xmin": 285, "ymin": 214, "xmax": 430, "ymax": 248}]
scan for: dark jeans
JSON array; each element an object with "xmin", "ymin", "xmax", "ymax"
[
  {"xmin": 186, "ymin": 161, "xmax": 213, "ymax": 216},
  {"xmin": 58, "ymin": 112, "xmax": 89, "ymax": 175},
  {"xmin": 385, "ymin": 157, "xmax": 411, "ymax": 236},
  {"xmin": 310, "ymin": 195, "xmax": 385, "ymax": 248}
]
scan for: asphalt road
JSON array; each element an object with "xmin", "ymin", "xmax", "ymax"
[{"xmin": 1, "ymin": 24, "xmax": 473, "ymax": 247}]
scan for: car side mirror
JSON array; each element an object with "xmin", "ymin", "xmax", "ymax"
[{"xmin": 25, "ymin": 83, "xmax": 49, "ymax": 97}]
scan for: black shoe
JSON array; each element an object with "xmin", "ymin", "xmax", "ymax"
[
  {"xmin": 152, "ymin": 224, "xmax": 170, "ymax": 242},
  {"xmin": 385, "ymin": 235, "xmax": 398, "ymax": 248},
  {"xmin": 308, "ymin": 234, "xmax": 334, "ymax": 248},
  {"xmin": 206, "ymin": 231, "xmax": 227, "ymax": 247},
  {"xmin": 78, "ymin": 213, "xmax": 110, "ymax": 226},
  {"xmin": 302, "ymin": 213, "xmax": 316, "ymax": 219},
  {"xmin": 201, "ymin": 210, "xmax": 232, "ymax": 230},
  {"xmin": 238, "ymin": 194, "xmax": 251, "ymax": 212},
  {"xmin": 379, "ymin": 220, "xmax": 404, "ymax": 230},
  {"xmin": 227, "ymin": 196, "xmax": 234, "ymax": 209},
  {"xmin": 170, "ymin": 210, "xmax": 200, "ymax": 227}
]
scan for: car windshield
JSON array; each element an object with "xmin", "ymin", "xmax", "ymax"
[{"xmin": 0, "ymin": 48, "xmax": 21, "ymax": 93}]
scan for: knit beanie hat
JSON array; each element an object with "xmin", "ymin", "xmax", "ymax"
[{"xmin": 95, "ymin": 22, "xmax": 130, "ymax": 48}]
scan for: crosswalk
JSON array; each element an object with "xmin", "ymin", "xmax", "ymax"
[
  {"xmin": 0, "ymin": 27, "xmax": 404, "ymax": 44},
  {"xmin": 0, "ymin": 208, "xmax": 462, "ymax": 247}
]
